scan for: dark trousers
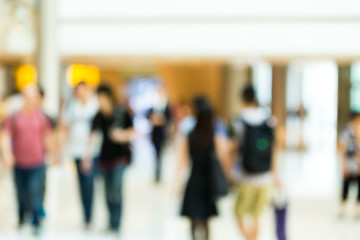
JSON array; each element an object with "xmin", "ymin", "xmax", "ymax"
[
  {"xmin": 342, "ymin": 175, "xmax": 360, "ymax": 201},
  {"xmin": 154, "ymin": 140, "xmax": 164, "ymax": 183},
  {"xmin": 75, "ymin": 158, "xmax": 96, "ymax": 224},
  {"xmin": 103, "ymin": 166, "xmax": 125, "ymax": 231},
  {"xmin": 152, "ymin": 127, "xmax": 166, "ymax": 183},
  {"xmin": 14, "ymin": 165, "xmax": 45, "ymax": 227}
]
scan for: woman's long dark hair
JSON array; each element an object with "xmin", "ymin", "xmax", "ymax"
[{"xmin": 192, "ymin": 96, "xmax": 215, "ymax": 149}]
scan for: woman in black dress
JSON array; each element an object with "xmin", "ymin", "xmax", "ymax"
[{"xmin": 177, "ymin": 96, "xmax": 228, "ymax": 240}]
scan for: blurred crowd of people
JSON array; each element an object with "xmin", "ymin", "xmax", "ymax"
[{"xmin": 0, "ymin": 80, "xmax": 284, "ymax": 240}]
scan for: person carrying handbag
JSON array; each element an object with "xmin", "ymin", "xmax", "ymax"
[{"xmin": 175, "ymin": 96, "xmax": 229, "ymax": 240}]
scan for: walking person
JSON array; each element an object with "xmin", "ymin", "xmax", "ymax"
[
  {"xmin": 59, "ymin": 81, "xmax": 99, "ymax": 228},
  {"xmin": 83, "ymin": 85, "xmax": 134, "ymax": 235},
  {"xmin": 147, "ymin": 85, "xmax": 172, "ymax": 183},
  {"xmin": 176, "ymin": 96, "xmax": 228, "ymax": 240},
  {"xmin": 230, "ymin": 86, "xmax": 280, "ymax": 240},
  {"xmin": 338, "ymin": 111, "xmax": 360, "ymax": 218},
  {"xmin": 1, "ymin": 84, "xmax": 58, "ymax": 235}
]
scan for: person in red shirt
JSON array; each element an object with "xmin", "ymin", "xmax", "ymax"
[{"xmin": 1, "ymin": 84, "xmax": 57, "ymax": 235}]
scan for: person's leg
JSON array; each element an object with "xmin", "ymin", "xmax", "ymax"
[
  {"xmin": 40, "ymin": 168, "xmax": 46, "ymax": 218},
  {"xmin": 238, "ymin": 219, "xmax": 251, "ymax": 240},
  {"xmin": 356, "ymin": 176, "xmax": 360, "ymax": 218},
  {"xmin": 75, "ymin": 159, "xmax": 95, "ymax": 225},
  {"xmin": 28, "ymin": 166, "xmax": 45, "ymax": 229},
  {"xmin": 248, "ymin": 218, "xmax": 260, "ymax": 240},
  {"xmin": 203, "ymin": 219, "xmax": 209, "ymax": 240},
  {"xmin": 103, "ymin": 169, "xmax": 113, "ymax": 230},
  {"xmin": 83, "ymin": 164, "xmax": 95, "ymax": 225},
  {"xmin": 340, "ymin": 177, "xmax": 351, "ymax": 217},
  {"xmin": 107, "ymin": 166, "xmax": 125, "ymax": 232},
  {"xmin": 191, "ymin": 219, "xmax": 210, "ymax": 240},
  {"xmin": 249, "ymin": 186, "xmax": 269, "ymax": 240},
  {"xmin": 14, "ymin": 167, "xmax": 27, "ymax": 227},
  {"xmin": 235, "ymin": 184, "xmax": 253, "ymax": 239},
  {"xmin": 190, "ymin": 219, "xmax": 196, "ymax": 240},
  {"xmin": 154, "ymin": 140, "xmax": 163, "ymax": 183},
  {"xmin": 191, "ymin": 219, "xmax": 202, "ymax": 240}
]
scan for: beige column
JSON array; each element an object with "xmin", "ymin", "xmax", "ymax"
[
  {"xmin": 272, "ymin": 65, "xmax": 287, "ymax": 149},
  {"xmin": 35, "ymin": 0, "xmax": 60, "ymax": 117},
  {"xmin": 223, "ymin": 64, "xmax": 253, "ymax": 118},
  {"xmin": 337, "ymin": 64, "xmax": 351, "ymax": 135},
  {"xmin": 0, "ymin": 65, "xmax": 6, "ymax": 98}
]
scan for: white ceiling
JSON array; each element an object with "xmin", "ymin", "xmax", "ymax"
[
  {"xmin": 57, "ymin": 0, "xmax": 360, "ymax": 19},
  {"xmin": 56, "ymin": 0, "xmax": 360, "ymax": 58},
  {"xmin": 4, "ymin": 0, "xmax": 360, "ymax": 58}
]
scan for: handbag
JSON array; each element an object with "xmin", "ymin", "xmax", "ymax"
[
  {"xmin": 209, "ymin": 147, "xmax": 229, "ymax": 200},
  {"xmin": 273, "ymin": 188, "xmax": 288, "ymax": 240}
]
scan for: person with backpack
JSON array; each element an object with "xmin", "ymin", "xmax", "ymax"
[
  {"xmin": 230, "ymin": 86, "xmax": 280, "ymax": 240},
  {"xmin": 338, "ymin": 112, "xmax": 360, "ymax": 218},
  {"xmin": 82, "ymin": 85, "xmax": 134, "ymax": 236},
  {"xmin": 59, "ymin": 81, "xmax": 99, "ymax": 229},
  {"xmin": 176, "ymin": 96, "xmax": 228, "ymax": 240},
  {"xmin": 1, "ymin": 84, "xmax": 58, "ymax": 235}
]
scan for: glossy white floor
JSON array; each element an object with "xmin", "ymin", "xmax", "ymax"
[{"xmin": 0, "ymin": 135, "xmax": 360, "ymax": 240}]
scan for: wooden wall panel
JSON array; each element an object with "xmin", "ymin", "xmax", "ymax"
[
  {"xmin": 156, "ymin": 62, "xmax": 225, "ymax": 115},
  {"xmin": 99, "ymin": 69, "xmax": 125, "ymax": 102},
  {"xmin": 337, "ymin": 64, "xmax": 351, "ymax": 135}
]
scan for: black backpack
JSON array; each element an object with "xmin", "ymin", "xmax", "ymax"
[{"xmin": 240, "ymin": 119, "xmax": 274, "ymax": 174}]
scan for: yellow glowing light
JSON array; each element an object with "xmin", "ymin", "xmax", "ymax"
[
  {"xmin": 15, "ymin": 64, "xmax": 37, "ymax": 91},
  {"xmin": 66, "ymin": 64, "xmax": 100, "ymax": 87}
]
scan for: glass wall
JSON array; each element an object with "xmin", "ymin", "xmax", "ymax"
[
  {"xmin": 351, "ymin": 62, "xmax": 360, "ymax": 112},
  {"xmin": 253, "ymin": 62, "xmax": 272, "ymax": 108},
  {"xmin": 286, "ymin": 61, "xmax": 338, "ymax": 150}
]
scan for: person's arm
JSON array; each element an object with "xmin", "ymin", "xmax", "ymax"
[
  {"xmin": 41, "ymin": 115, "xmax": 60, "ymax": 166},
  {"xmin": 215, "ymin": 134, "xmax": 232, "ymax": 180},
  {"xmin": 110, "ymin": 111, "xmax": 135, "ymax": 143},
  {"xmin": 173, "ymin": 133, "xmax": 190, "ymax": 195},
  {"xmin": 338, "ymin": 130, "xmax": 350, "ymax": 179},
  {"xmin": 44, "ymin": 129, "xmax": 60, "ymax": 165},
  {"xmin": 58, "ymin": 122, "xmax": 69, "ymax": 150},
  {"xmin": 147, "ymin": 108, "xmax": 167, "ymax": 127},
  {"xmin": 81, "ymin": 113, "xmax": 100, "ymax": 174},
  {"xmin": 110, "ymin": 127, "xmax": 135, "ymax": 144},
  {"xmin": 1, "ymin": 130, "xmax": 14, "ymax": 168},
  {"xmin": 271, "ymin": 143, "xmax": 281, "ymax": 188},
  {"xmin": 57, "ymin": 104, "xmax": 71, "ymax": 150},
  {"xmin": 268, "ymin": 117, "xmax": 281, "ymax": 187},
  {"xmin": 226, "ymin": 119, "xmax": 241, "ymax": 181},
  {"xmin": 338, "ymin": 142, "xmax": 349, "ymax": 179},
  {"xmin": 1, "ymin": 117, "xmax": 15, "ymax": 168},
  {"xmin": 81, "ymin": 131, "xmax": 97, "ymax": 174}
]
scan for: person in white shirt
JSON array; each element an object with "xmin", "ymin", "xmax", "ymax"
[{"xmin": 59, "ymin": 81, "xmax": 99, "ymax": 228}]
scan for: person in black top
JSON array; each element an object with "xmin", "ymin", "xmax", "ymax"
[
  {"xmin": 82, "ymin": 85, "xmax": 134, "ymax": 235},
  {"xmin": 176, "ymin": 97, "xmax": 228, "ymax": 240},
  {"xmin": 147, "ymin": 85, "xmax": 172, "ymax": 183}
]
